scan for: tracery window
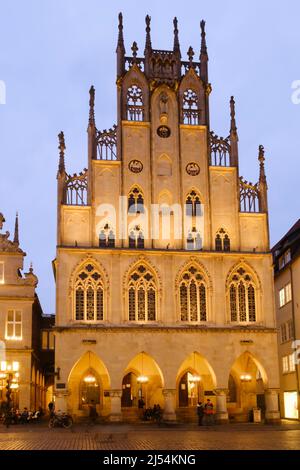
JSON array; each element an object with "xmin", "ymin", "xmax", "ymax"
[
  {"xmin": 179, "ymin": 265, "xmax": 207, "ymax": 322},
  {"xmin": 99, "ymin": 225, "xmax": 115, "ymax": 248},
  {"xmin": 126, "ymin": 85, "xmax": 144, "ymax": 121},
  {"xmin": 74, "ymin": 263, "xmax": 105, "ymax": 321},
  {"xmin": 228, "ymin": 267, "xmax": 257, "ymax": 322},
  {"xmin": 128, "ymin": 187, "xmax": 144, "ymax": 214},
  {"xmin": 128, "ymin": 264, "xmax": 157, "ymax": 322},
  {"xmin": 186, "ymin": 191, "xmax": 201, "ymax": 217},
  {"xmin": 215, "ymin": 229, "xmax": 230, "ymax": 252},
  {"xmin": 186, "ymin": 230, "xmax": 202, "ymax": 251},
  {"xmin": 128, "ymin": 225, "xmax": 144, "ymax": 249},
  {"xmin": 182, "ymin": 89, "xmax": 200, "ymax": 125}
]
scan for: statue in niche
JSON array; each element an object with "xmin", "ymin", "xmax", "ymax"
[{"xmin": 159, "ymin": 92, "xmax": 169, "ymax": 115}]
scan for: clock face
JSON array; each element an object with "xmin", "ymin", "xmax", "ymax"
[
  {"xmin": 128, "ymin": 159, "xmax": 143, "ymax": 173},
  {"xmin": 186, "ymin": 162, "xmax": 200, "ymax": 176},
  {"xmin": 157, "ymin": 125, "xmax": 171, "ymax": 138}
]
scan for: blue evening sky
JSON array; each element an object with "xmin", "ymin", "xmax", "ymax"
[{"xmin": 0, "ymin": 0, "xmax": 299, "ymax": 313}]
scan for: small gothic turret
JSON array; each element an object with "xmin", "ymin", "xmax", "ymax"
[
  {"xmin": 258, "ymin": 145, "xmax": 268, "ymax": 213},
  {"xmin": 229, "ymin": 96, "xmax": 239, "ymax": 167},
  {"xmin": 144, "ymin": 15, "xmax": 152, "ymax": 54},
  {"xmin": 200, "ymin": 20, "xmax": 208, "ymax": 83},
  {"xmin": 13, "ymin": 212, "xmax": 19, "ymax": 246},
  {"xmin": 57, "ymin": 131, "xmax": 66, "ymax": 176},
  {"xmin": 116, "ymin": 12, "xmax": 125, "ymax": 78},
  {"xmin": 173, "ymin": 17, "xmax": 181, "ymax": 56},
  {"xmin": 88, "ymin": 85, "xmax": 95, "ymax": 128}
]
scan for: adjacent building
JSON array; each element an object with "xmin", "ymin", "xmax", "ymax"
[
  {"xmin": 272, "ymin": 220, "xmax": 300, "ymax": 420},
  {"xmin": 53, "ymin": 15, "xmax": 280, "ymax": 423},
  {"xmin": 0, "ymin": 212, "xmax": 54, "ymax": 410}
]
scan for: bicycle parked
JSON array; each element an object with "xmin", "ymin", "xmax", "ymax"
[{"xmin": 48, "ymin": 412, "xmax": 73, "ymax": 429}]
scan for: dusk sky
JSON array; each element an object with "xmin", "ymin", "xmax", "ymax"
[{"xmin": 0, "ymin": 0, "xmax": 299, "ymax": 313}]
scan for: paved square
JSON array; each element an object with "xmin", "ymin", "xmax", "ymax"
[{"xmin": 0, "ymin": 423, "xmax": 300, "ymax": 450}]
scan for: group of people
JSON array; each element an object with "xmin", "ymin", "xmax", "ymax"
[
  {"xmin": 142, "ymin": 403, "xmax": 162, "ymax": 422},
  {"xmin": 197, "ymin": 399, "xmax": 215, "ymax": 425},
  {"xmin": 0, "ymin": 405, "xmax": 44, "ymax": 425}
]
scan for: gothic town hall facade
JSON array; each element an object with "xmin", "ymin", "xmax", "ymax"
[{"xmin": 53, "ymin": 15, "xmax": 280, "ymax": 423}]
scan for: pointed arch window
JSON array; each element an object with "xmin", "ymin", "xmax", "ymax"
[
  {"xmin": 228, "ymin": 267, "xmax": 257, "ymax": 322},
  {"xmin": 126, "ymin": 85, "xmax": 144, "ymax": 121},
  {"xmin": 74, "ymin": 263, "xmax": 105, "ymax": 321},
  {"xmin": 186, "ymin": 190, "xmax": 201, "ymax": 217},
  {"xmin": 179, "ymin": 265, "xmax": 207, "ymax": 322},
  {"xmin": 215, "ymin": 228, "xmax": 230, "ymax": 252},
  {"xmin": 186, "ymin": 229, "xmax": 202, "ymax": 251},
  {"xmin": 99, "ymin": 224, "xmax": 115, "ymax": 248},
  {"xmin": 182, "ymin": 89, "xmax": 200, "ymax": 125},
  {"xmin": 128, "ymin": 264, "xmax": 157, "ymax": 322},
  {"xmin": 128, "ymin": 187, "xmax": 144, "ymax": 214}
]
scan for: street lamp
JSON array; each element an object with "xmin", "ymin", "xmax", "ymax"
[{"xmin": 0, "ymin": 361, "xmax": 20, "ymax": 412}]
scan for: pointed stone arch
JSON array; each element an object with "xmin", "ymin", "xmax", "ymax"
[
  {"xmin": 226, "ymin": 351, "xmax": 268, "ymax": 421},
  {"xmin": 121, "ymin": 351, "xmax": 165, "ymax": 413},
  {"xmin": 122, "ymin": 64, "xmax": 149, "ymax": 121},
  {"xmin": 67, "ymin": 351, "xmax": 111, "ymax": 417},
  {"xmin": 226, "ymin": 260, "xmax": 262, "ymax": 290},
  {"xmin": 157, "ymin": 154, "xmax": 172, "ymax": 177},
  {"xmin": 226, "ymin": 260, "xmax": 262, "ymax": 324},
  {"xmin": 176, "ymin": 352, "xmax": 217, "ymax": 411},
  {"xmin": 123, "ymin": 256, "xmax": 161, "ymax": 322},
  {"xmin": 69, "ymin": 256, "xmax": 109, "ymax": 322},
  {"xmin": 175, "ymin": 258, "xmax": 212, "ymax": 290},
  {"xmin": 179, "ymin": 68, "xmax": 206, "ymax": 125}
]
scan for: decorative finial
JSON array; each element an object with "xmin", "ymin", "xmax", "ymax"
[
  {"xmin": 187, "ymin": 46, "xmax": 194, "ymax": 66},
  {"xmin": 29, "ymin": 261, "xmax": 33, "ymax": 273},
  {"xmin": 131, "ymin": 41, "xmax": 138, "ymax": 60},
  {"xmin": 173, "ymin": 17, "xmax": 180, "ymax": 53},
  {"xmin": 258, "ymin": 145, "xmax": 266, "ymax": 183},
  {"xmin": 13, "ymin": 212, "xmax": 19, "ymax": 245},
  {"xmin": 230, "ymin": 96, "xmax": 237, "ymax": 134},
  {"xmin": 58, "ymin": 131, "xmax": 66, "ymax": 174},
  {"xmin": 0, "ymin": 213, "xmax": 5, "ymax": 231},
  {"xmin": 89, "ymin": 85, "xmax": 95, "ymax": 127},
  {"xmin": 200, "ymin": 20, "xmax": 207, "ymax": 57},
  {"xmin": 144, "ymin": 15, "xmax": 152, "ymax": 54},
  {"xmin": 117, "ymin": 12, "xmax": 125, "ymax": 52}
]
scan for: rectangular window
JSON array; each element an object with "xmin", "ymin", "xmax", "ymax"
[
  {"xmin": 280, "ymin": 323, "xmax": 287, "ymax": 343},
  {"xmin": 285, "ymin": 250, "xmax": 291, "ymax": 264},
  {"xmin": 0, "ymin": 262, "xmax": 4, "ymax": 284},
  {"xmin": 279, "ymin": 250, "xmax": 291, "ymax": 270},
  {"xmin": 279, "ymin": 284, "xmax": 292, "ymax": 307},
  {"xmin": 285, "ymin": 283, "xmax": 292, "ymax": 304},
  {"xmin": 279, "ymin": 288, "xmax": 285, "ymax": 307},
  {"xmin": 6, "ymin": 310, "xmax": 22, "ymax": 340},
  {"xmin": 41, "ymin": 330, "xmax": 55, "ymax": 350},
  {"xmin": 279, "ymin": 256, "xmax": 285, "ymax": 270},
  {"xmin": 289, "ymin": 354, "xmax": 296, "ymax": 372},
  {"xmin": 282, "ymin": 356, "xmax": 289, "ymax": 373}
]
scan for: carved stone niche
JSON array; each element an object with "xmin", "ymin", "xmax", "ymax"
[{"xmin": 159, "ymin": 92, "xmax": 169, "ymax": 124}]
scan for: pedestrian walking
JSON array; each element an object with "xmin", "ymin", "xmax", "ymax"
[{"xmin": 196, "ymin": 401, "xmax": 204, "ymax": 426}]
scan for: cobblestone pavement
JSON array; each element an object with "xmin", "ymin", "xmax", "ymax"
[{"xmin": 0, "ymin": 423, "xmax": 300, "ymax": 450}]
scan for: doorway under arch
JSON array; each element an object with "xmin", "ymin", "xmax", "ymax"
[
  {"xmin": 227, "ymin": 352, "xmax": 268, "ymax": 422},
  {"xmin": 67, "ymin": 351, "xmax": 110, "ymax": 419},
  {"xmin": 121, "ymin": 352, "xmax": 164, "ymax": 421},
  {"xmin": 176, "ymin": 352, "xmax": 216, "ymax": 422}
]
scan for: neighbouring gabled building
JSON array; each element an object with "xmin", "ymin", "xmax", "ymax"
[
  {"xmin": 0, "ymin": 212, "xmax": 54, "ymax": 411},
  {"xmin": 272, "ymin": 220, "xmax": 300, "ymax": 420}
]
